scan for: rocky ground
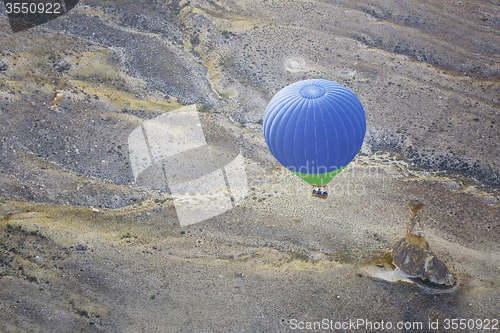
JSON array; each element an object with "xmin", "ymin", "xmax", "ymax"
[{"xmin": 0, "ymin": 0, "xmax": 499, "ymax": 332}]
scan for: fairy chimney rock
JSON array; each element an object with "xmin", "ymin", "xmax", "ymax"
[
  {"xmin": 392, "ymin": 201, "xmax": 455, "ymax": 286},
  {"xmin": 405, "ymin": 200, "xmax": 426, "ymax": 248}
]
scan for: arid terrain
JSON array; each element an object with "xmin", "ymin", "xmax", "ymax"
[{"xmin": 0, "ymin": 0, "xmax": 499, "ymax": 332}]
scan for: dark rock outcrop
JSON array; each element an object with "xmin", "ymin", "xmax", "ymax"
[{"xmin": 392, "ymin": 201, "xmax": 455, "ymax": 286}]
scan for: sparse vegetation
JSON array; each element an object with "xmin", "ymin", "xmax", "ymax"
[{"xmin": 291, "ymin": 252, "xmax": 309, "ymax": 262}]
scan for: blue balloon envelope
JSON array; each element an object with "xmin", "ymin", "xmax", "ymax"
[{"xmin": 263, "ymin": 79, "xmax": 366, "ymax": 186}]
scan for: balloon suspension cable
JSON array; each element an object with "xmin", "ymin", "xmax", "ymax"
[{"xmin": 311, "ymin": 185, "xmax": 328, "ymax": 199}]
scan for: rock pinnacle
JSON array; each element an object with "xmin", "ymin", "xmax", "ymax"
[{"xmin": 392, "ymin": 201, "xmax": 455, "ymax": 286}]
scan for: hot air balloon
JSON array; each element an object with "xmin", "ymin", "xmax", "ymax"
[{"xmin": 263, "ymin": 79, "xmax": 366, "ymax": 199}]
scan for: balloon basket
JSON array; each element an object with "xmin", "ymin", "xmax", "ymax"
[{"xmin": 311, "ymin": 187, "xmax": 328, "ymax": 199}]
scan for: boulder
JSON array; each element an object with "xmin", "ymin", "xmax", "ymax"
[{"xmin": 392, "ymin": 201, "xmax": 455, "ymax": 286}]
